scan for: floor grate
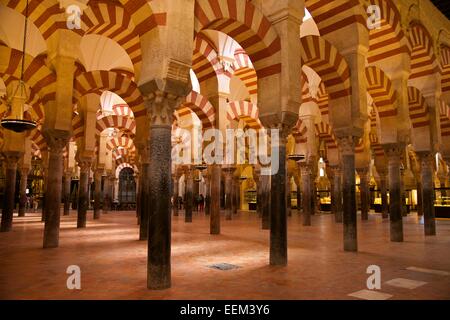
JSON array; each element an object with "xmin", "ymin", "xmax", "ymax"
[{"xmin": 208, "ymin": 263, "xmax": 240, "ymax": 271}]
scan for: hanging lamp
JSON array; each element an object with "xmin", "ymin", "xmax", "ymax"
[{"xmin": 1, "ymin": 0, "xmax": 37, "ymax": 133}]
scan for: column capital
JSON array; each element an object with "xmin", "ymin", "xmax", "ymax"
[
  {"xmin": 336, "ymin": 135, "xmax": 359, "ymax": 156},
  {"xmin": 43, "ymin": 129, "xmax": 70, "ymax": 155},
  {"xmin": 2, "ymin": 151, "xmax": 22, "ymax": 169},
  {"xmin": 143, "ymin": 91, "xmax": 183, "ymax": 127},
  {"xmin": 416, "ymin": 151, "xmax": 434, "ymax": 167},
  {"xmin": 78, "ymin": 160, "xmax": 92, "ymax": 173},
  {"xmin": 383, "ymin": 143, "xmax": 405, "ymax": 160}
]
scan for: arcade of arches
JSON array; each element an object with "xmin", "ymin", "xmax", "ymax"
[{"xmin": 0, "ymin": 0, "xmax": 450, "ymax": 299}]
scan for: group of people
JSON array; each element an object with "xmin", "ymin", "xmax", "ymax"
[{"xmin": 174, "ymin": 194, "xmax": 205, "ymax": 212}]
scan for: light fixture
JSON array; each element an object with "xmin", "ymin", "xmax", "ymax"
[
  {"xmin": 288, "ymin": 154, "xmax": 306, "ymax": 162},
  {"xmin": 194, "ymin": 163, "xmax": 208, "ymax": 171},
  {"xmin": 1, "ymin": 0, "xmax": 37, "ymax": 133}
]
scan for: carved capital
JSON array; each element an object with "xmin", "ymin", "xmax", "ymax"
[
  {"xmin": 336, "ymin": 136, "xmax": 358, "ymax": 156},
  {"xmin": 383, "ymin": 143, "xmax": 404, "ymax": 164},
  {"xmin": 2, "ymin": 151, "xmax": 21, "ymax": 170},
  {"xmin": 78, "ymin": 160, "xmax": 92, "ymax": 173},
  {"xmin": 144, "ymin": 91, "xmax": 182, "ymax": 127},
  {"xmin": 43, "ymin": 129, "xmax": 70, "ymax": 155},
  {"xmin": 416, "ymin": 151, "xmax": 434, "ymax": 169}
]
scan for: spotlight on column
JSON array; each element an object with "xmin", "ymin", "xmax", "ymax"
[{"xmin": 288, "ymin": 154, "xmax": 306, "ymax": 162}]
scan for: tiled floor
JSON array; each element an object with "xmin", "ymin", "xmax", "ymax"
[{"xmin": 0, "ymin": 209, "xmax": 449, "ymax": 300}]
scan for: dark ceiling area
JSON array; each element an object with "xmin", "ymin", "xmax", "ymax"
[{"xmin": 430, "ymin": 0, "xmax": 450, "ymax": 20}]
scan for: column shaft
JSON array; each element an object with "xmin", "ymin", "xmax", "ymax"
[
  {"xmin": 270, "ymin": 141, "xmax": 287, "ymax": 265},
  {"xmin": 358, "ymin": 169, "xmax": 369, "ymax": 221},
  {"xmin": 185, "ymin": 167, "xmax": 193, "ymax": 223},
  {"xmin": 210, "ymin": 164, "xmax": 221, "ymax": 234},
  {"xmin": 385, "ymin": 146, "xmax": 404, "ymax": 242},
  {"xmin": 93, "ymin": 170, "xmax": 102, "ymax": 220},
  {"xmin": 77, "ymin": 163, "xmax": 90, "ymax": 228},
  {"xmin": 147, "ymin": 125, "xmax": 172, "ymax": 290},
  {"xmin": 261, "ymin": 174, "xmax": 270, "ymax": 230},
  {"xmin": 0, "ymin": 156, "xmax": 19, "ymax": 232},
  {"xmin": 419, "ymin": 152, "xmax": 436, "ymax": 236},
  {"xmin": 18, "ymin": 168, "xmax": 29, "ymax": 217},
  {"xmin": 300, "ymin": 164, "xmax": 312, "ymax": 226}
]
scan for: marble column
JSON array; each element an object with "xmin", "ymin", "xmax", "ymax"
[
  {"xmin": 42, "ymin": 132, "xmax": 69, "ymax": 248},
  {"xmin": 357, "ymin": 168, "xmax": 370, "ymax": 221},
  {"xmin": 337, "ymin": 136, "xmax": 358, "ymax": 252},
  {"xmin": 173, "ymin": 172, "xmax": 179, "ymax": 217},
  {"xmin": 418, "ymin": 152, "xmax": 436, "ymax": 236},
  {"xmin": 93, "ymin": 169, "xmax": 102, "ymax": 220},
  {"xmin": 184, "ymin": 166, "xmax": 194, "ymax": 223},
  {"xmin": 261, "ymin": 173, "xmax": 271, "ymax": 230},
  {"xmin": 139, "ymin": 162, "xmax": 150, "ymax": 240},
  {"xmin": 18, "ymin": 167, "xmax": 30, "ymax": 217},
  {"xmin": 210, "ymin": 164, "xmax": 221, "ymax": 234},
  {"xmin": 384, "ymin": 144, "xmax": 404, "ymax": 242},
  {"xmin": 254, "ymin": 169, "xmax": 261, "ymax": 218},
  {"xmin": 232, "ymin": 177, "xmax": 239, "ymax": 214},
  {"xmin": 0, "ymin": 153, "xmax": 20, "ymax": 232},
  {"xmin": 224, "ymin": 167, "xmax": 233, "ymax": 220},
  {"xmin": 269, "ymin": 133, "xmax": 287, "ymax": 266},
  {"xmin": 300, "ymin": 162, "xmax": 312, "ymax": 226},
  {"xmin": 286, "ymin": 175, "xmax": 292, "ymax": 217},
  {"xmin": 204, "ymin": 172, "xmax": 211, "ymax": 216},
  {"xmin": 400, "ymin": 169, "xmax": 407, "ymax": 217},
  {"xmin": 77, "ymin": 161, "xmax": 91, "ymax": 228},
  {"xmin": 145, "ymin": 91, "xmax": 180, "ymax": 290},
  {"xmin": 330, "ymin": 166, "xmax": 343, "ymax": 223},
  {"xmin": 63, "ymin": 171, "xmax": 71, "ymax": 216},
  {"xmin": 379, "ymin": 173, "xmax": 389, "ymax": 219}
]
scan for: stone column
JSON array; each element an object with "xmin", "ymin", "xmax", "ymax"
[
  {"xmin": 184, "ymin": 166, "xmax": 194, "ymax": 223},
  {"xmin": 210, "ymin": 164, "xmax": 221, "ymax": 234},
  {"xmin": 384, "ymin": 144, "xmax": 404, "ymax": 242},
  {"xmin": 0, "ymin": 153, "xmax": 21, "ymax": 232},
  {"xmin": 261, "ymin": 173, "xmax": 271, "ymax": 230},
  {"xmin": 417, "ymin": 152, "xmax": 436, "ymax": 236},
  {"xmin": 204, "ymin": 171, "xmax": 211, "ymax": 216},
  {"xmin": 144, "ymin": 91, "xmax": 182, "ymax": 290},
  {"xmin": 400, "ymin": 168, "xmax": 407, "ymax": 217},
  {"xmin": 330, "ymin": 166, "xmax": 343, "ymax": 223},
  {"xmin": 357, "ymin": 168, "xmax": 370, "ymax": 221},
  {"xmin": 337, "ymin": 136, "xmax": 358, "ymax": 251},
  {"xmin": 254, "ymin": 168, "xmax": 261, "ymax": 217},
  {"xmin": 18, "ymin": 167, "xmax": 30, "ymax": 217},
  {"xmin": 379, "ymin": 172, "xmax": 389, "ymax": 219},
  {"xmin": 63, "ymin": 171, "xmax": 71, "ymax": 216},
  {"xmin": 300, "ymin": 162, "xmax": 312, "ymax": 226},
  {"xmin": 269, "ymin": 131, "xmax": 288, "ymax": 266},
  {"xmin": 224, "ymin": 167, "xmax": 233, "ymax": 220},
  {"xmin": 232, "ymin": 177, "xmax": 239, "ymax": 214},
  {"xmin": 139, "ymin": 162, "xmax": 150, "ymax": 240},
  {"xmin": 286, "ymin": 174, "xmax": 292, "ymax": 217},
  {"xmin": 42, "ymin": 131, "xmax": 69, "ymax": 248},
  {"xmin": 93, "ymin": 169, "xmax": 103, "ymax": 220},
  {"xmin": 173, "ymin": 171, "xmax": 179, "ymax": 216},
  {"xmin": 77, "ymin": 160, "xmax": 91, "ymax": 228}
]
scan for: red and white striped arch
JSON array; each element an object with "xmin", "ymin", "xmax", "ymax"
[
  {"xmin": 365, "ymin": 0, "xmax": 409, "ymax": 64},
  {"xmin": 73, "ymin": 70, "xmax": 145, "ymax": 118},
  {"xmin": 0, "ymin": 45, "xmax": 56, "ymax": 107},
  {"xmin": 96, "ymin": 115, "xmax": 136, "ymax": 137},
  {"xmin": 408, "ymin": 86, "xmax": 430, "ymax": 129},
  {"xmin": 315, "ymin": 121, "xmax": 337, "ymax": 150},
  {"xmin": 233, "ymin": 49, "xmax": 257, "ymax": 99},
  {"xmin": 365, "ymin": 66, "xmax": 397, "ymax": 118},
  {"xmin": 292, "ymin": 119, "xmax": 308, "ymax": 144},
  {"xmin": 115, "ymin": 162, "xmax": 138, "ymax": 179},
  {"xmin": 305, "ymin": 0, "xmax": 367, "ymax": 37},
  {"xmin": 192, "ymin": 33, "xmax": 226, "ymax": 84},
  {"xmin": 440, "ymin": 100, "xmax": 450, "ymax": 138},
  {"xmin": 27, "ymin": 126, "xmax": 48, "ymax": 152},
  {"xmin": 227, "ymin": 101, "xmax": 262, "ymax": 130},
  {"xmin": 408, "ymin": 22, "xmax": 439, "ymax": 80},
  {"xmin": 194, "ymin": 0, "xmax": 281, "ymax": 78},
  {"xmin": 301, "ymin": 35, "xmax": 351, "ymax": 100},
  {"xmin": 176, "ymin": 91, "xmax": 215, "ymax": 129},
  {"xmin": 72, "ymin": 112, "xmax": 84, "ymax": 140},
  {"xmin": 440, "ymin": 45, "xmax": 450, "ymax": 94},
  {"xmin": 81, "ymin": 1, "xmax": 141, "ymax": 78},
  {"xmin": 107, "ymin": 135, "xmax": 135, "ymax": 152}
]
